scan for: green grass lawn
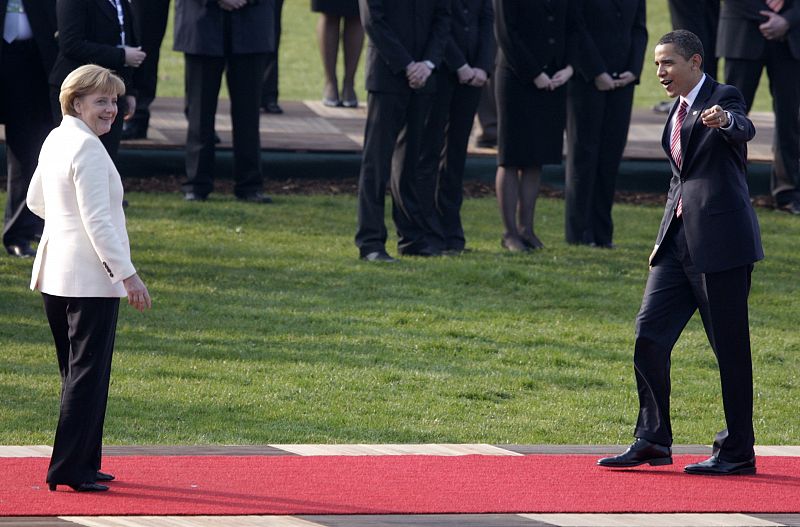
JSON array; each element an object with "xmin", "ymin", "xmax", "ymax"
[
  {"xmin": 1, "ymin": 193, "xmax": 797, "ymax": 446},
  {"xmin": 154, "ymin": 0, "xmax": 774, "ymax": 111}
]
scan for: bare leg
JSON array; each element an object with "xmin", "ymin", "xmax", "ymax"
[
  {"xmin": 496, "ymin": 165, "xmax": 528, "ymax": 251},
  {"xmin": 517, "ymin": 165, "xmax": 544, "ymax": 248},
  {"xmin": 341, "ymin": 15, "xmax": 364, "ymax": 106},
  {"xmin": 317, "ymin": 14, "xmax": 341, "ymax": 105}
]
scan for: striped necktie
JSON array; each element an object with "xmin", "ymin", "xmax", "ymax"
[{"xmin": 670, "ymin": 100, "xmax": 688, "ymax": 216}]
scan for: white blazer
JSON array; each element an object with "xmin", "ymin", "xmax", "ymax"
[{"xmin": 27, "ymin": 115, "xmax": 136, "ymax": 298}]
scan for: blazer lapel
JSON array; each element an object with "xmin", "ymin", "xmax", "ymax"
[
  {"xmin": 92, "ymin": 0, "xmax": 118, "ymax": 24},
  {"xmin": 682, "ymin": 77, "xmax": 715, "ymax": 168}
]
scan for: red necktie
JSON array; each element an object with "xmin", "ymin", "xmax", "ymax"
[
  {"xmin": 766, "ymin": 0, "xmax": 784, "ymax": 12},
  {"xmin": 670, "ymin": 100, "xmax": 688, "ymax": 216}
]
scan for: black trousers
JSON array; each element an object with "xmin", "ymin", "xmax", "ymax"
[
  {"xmin": 0, "ymin": 39, "xmax": 50, "ymax": 247},
  {"xmin": 129, "ymin": 0, "xmax": 172, "ymax": 129},
  {"xmin": 668, "ymin": 0, "xmax": 720, "ymax": 79},
  {"xmin": 418, "ymin": 72, "xmax": 482, "ymax": 251},
  {"xmin": 724, "ymin": 41, "xmax": 800, "ymax": 204},
  {"xmin": 355, "ymin": 90, "xmax": 434, "ymax": 255},
  {"xmin": 261, "ymin": 0, "xmax": 284, "ymax": 107},
  {"xmin": 182, "ymin": 52, "xmax": 267, "ymax": 198},
  {"xmin": 565, "ymin": 80, "xmax": 634, "ymax": 246},
  {"xmin": 633, "ymin": 219, "xmax": 755, "ymax": 462},
  {"xmin": 42, "ymin": 294, "xmax": 120, "ymax": 485}
]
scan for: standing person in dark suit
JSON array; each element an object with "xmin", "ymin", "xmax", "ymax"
[
  {"xmin": 598, "ymin": 31, "xmax": 763, "ymax": 476},
  {"xmin": 418, "ymin": 0, "xmax": 495, "ymax": 254},
  {"xmin": 669, "ymin": 0, "xmax": 720, "ymax": 79},
  {"xmin": 565, "ymin": 0, "xmax": 647, "ymax": 248},
  {"xmin": 261, "ymin": 0, "xmax": 284, "ymax": 114},
  {"xmin": 494, "ymin": 0, "xmax": 580, "ymax": 252},
  {"xmin": 174, "ymin": 0, "xmax": 276, "ymax": 203},
  {"xmin": 49, "ymin": 0, "xmax": 145, "ymax": 162},
  {"xmin": 718, "ymin": 0, "xmax": 800, "ymax": 214},
  {"xmin": 0, "ymin": 0, "xmax": 56, "ymax": 258},
  {"xmin": 121, "ymin": 0, "xmax": 171, "ymax": 139},
  {"xmin": 355, "ymin": 0, "xmax": 450, "ymax": 261}
]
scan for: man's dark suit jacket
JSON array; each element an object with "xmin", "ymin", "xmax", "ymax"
[
  {"xmin": 49, "ymin": 0, "xmax": 138, "ymax": 95},
  {"xmin": 443, "ymin": 0, "xmax": 494, "ymax": 74},
  {"xmin": 359, "ymin": 0, "xmax": 451, "ymax": 94},
  {"xmin": 717, "ymin": 0, "xmax": 800, "ymax": 60},
  {"xmin": 574, "ymin": 0, "xmax": 646, "ymax": 83},
  {"xmin": 173, "ymin": 0, "xmax": 276, "ymax": 56},
  {"xmin": 654, "ymin": 77, "xmax": 763, "ymax": 273},
  {"xmin": 0, "ymin": 0, "xmax": 58, "ymax": 88}
]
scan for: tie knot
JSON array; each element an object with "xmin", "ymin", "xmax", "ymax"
[{"xmin": 678, "ymin": 100, "xmax": 688, "ymax": 114}]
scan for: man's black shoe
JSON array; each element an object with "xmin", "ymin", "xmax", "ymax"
[
  {"xmin": 237, "ymin": 192, "xmax": 273, "ymax": 204},
  {"xmin": 398, "ymin": 246, "xmax": 441, "ymax": 257},
  {"xmin": 262, "ymin": 101, "xmax": 284, "ymax": 114},
  {"xmin": 184, "ymin": 192, "xmax": 207, "ymax": 202},
  {"xmin": 684, "ymin": 455, "xmax": 756, "ymax": 476},
  {"xmin": 597, "ymin": 438, "xmax": 673, "ymax": 468},
  {"xmin": 361, "ymin": 250, "xmax": 397, "ymax": 262},
  {"xmin": 778, "ymin": 200, "xmax": 800, "ymax": 215},
  {"xmin": 121, "ymin": 121, "xmax": 147, "ymax": 140},
  {"xmin": 5, "ymin": 242, "xmax": 35, "ymax": 258}
]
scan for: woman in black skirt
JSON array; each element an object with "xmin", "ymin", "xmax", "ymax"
[
  {"xmin": 494, "ymin": 0, "xmax": 580, "ymax": 251},
  {"xmin": 312, "ymin": 0, "xmax": 364, "ymax": 107}
]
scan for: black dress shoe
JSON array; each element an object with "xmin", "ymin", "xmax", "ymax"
[
  {"xmin": 597, "ymin": 438, "xmax": 673, "ymax": 468},
  {"xmin": 184, "ymin": 192, "xmax": 207, "ymax": 202},
  {"xmin": 398, "ymin": 246, "xmax": 441, "ymax": 257},
  {"xmin": 684, "ymin": 455, "xmax": 756, "ymax": 476},
  {"xmin": 778, "ymin": 200, "xmax": 800, "ymax": 215},
  {"xmin": 121, "ymin": 121, "xmax": 147, "ymax": 140},
  {"xmin": 589, "ymin": 242, "xmax": 616, "ymax": 249},
  {"xmin": 96, "ymin": 471, "xmax": 115, "ymax": 482},
  {"xmin": 236, "ymin": 192, "xmax": 273, "ymax": 204},
  {"xmin": 48, "ymin": 482, "xmax": 109, "ymax": 492},
  {"xmin": 6, "ymin": 242, "xmax": 35, "ymax": 258},
  {"xmin": 360, "ymin": 250, "xmax": 397, "ymax": 262},
  {"xmin": 262, "ymin": 101, "xmax": 284, "ymax": 114}
]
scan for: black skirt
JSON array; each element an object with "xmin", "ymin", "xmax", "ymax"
[{"xmin": 311, "ymin": 0, "xmax": 359, "ymax": 17}]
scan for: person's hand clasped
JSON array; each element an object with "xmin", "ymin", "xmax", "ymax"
[
  {"xmin": 533, "ymin": 72, "xmax": 552, "ymax": 90},
  {"xmin": 406, "ymin": 61, "xmax": 432, "ymax": 89},
  {"xmin": 123, "ymin": 46, "xmax": 146, "ymax": 68},
  {"xmin": 217, "ymin": 0, "xmax": 247, "ymax": 11},
  {"xmin": 549, "ymin": 65, "xmax": 573, "ymax": 89},
  {"xmin": 456, "ymin": 64, "xmax": 475, "ymax": 84},
  {"xmin": 123, "ymin": 95, "xmax": 136, "ymax": 121},
  {"xmin": 469, "ymin": 68, "xmax": 488, "ymax": 87},
  {"xmin": 701, "ymin": 104, "xmax": 729, "ymax": 129},
  {"xmin": 123, "ymin": 273, "xmax": 152, "ymax": 313},
  {"xmin": 758, "ymin": 10, "xmax": 789, "ymax": 40},
  {"xmin": 615, "ymin": 71, "xmax": 636, "ymax": 88},
  {"xmin": 594, "ymin": 72, "xmax": 616, "ymax": 91}
]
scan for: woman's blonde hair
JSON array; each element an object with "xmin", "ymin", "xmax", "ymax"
[{"xmin": 59, "ymin": 64, "xmax": 126, "ymax": 117}]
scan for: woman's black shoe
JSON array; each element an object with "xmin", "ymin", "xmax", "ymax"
[{"xmin": 48, "ymin": 482, "xmax": 109, "ymax": 492}]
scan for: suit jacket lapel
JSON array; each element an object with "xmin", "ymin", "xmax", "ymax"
[
  {"xmin": 682, "ymin": 77, "xmax": 715, "ymax": 168},
  {"xmin": 93, "ymin": 0, "xmax": 118, "ymax": 24}
]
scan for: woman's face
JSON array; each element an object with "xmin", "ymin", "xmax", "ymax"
[{"xmin": 73, "ymin": 91, "xmax": 118, "ymax": 136}]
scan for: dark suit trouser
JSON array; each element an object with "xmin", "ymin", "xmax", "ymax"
[
  {"xmin": 1, "ymin": 39, "xmax": 49, "ymax": 247},
  {"xmin": 356, "ymin": 90, "xmax": 434, "ymax": 255},
  {"xmin": 418, "ymin": 73, "xmax": 482, "ymax": 251},
  {"xmin": 130, "ymin": 0, "xmax": 171, "ymax": 129},
  {"xmin": 668, "ymin": 0, "xmax": 720, "ymax": 79},
  {"xmin": 633, "ymin": 219, "xmax": 755, "ymax": 462},
  {"xmin": 261, "ymin": 0, "xmax": 284, "ymax": 106},
  {"xmin": 565, "ymin": 81, "xmax": 633, "ymax": 246},
  {"xmin": 724, "ymin": 42, "xmax": 800, "ymax": 203},
  {"xmin": 476, "ymin": 78, "xmax": 497, "ymax": 142},
  {"xmin": 183, "ymin": 52, "xmax": 267, "ymax": 198},
  {"xmin": 42, "ymin": 294, "xmax": 120, "ymax": 485}
]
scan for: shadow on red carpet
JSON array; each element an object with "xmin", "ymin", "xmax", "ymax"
[{"xmin": 1, "ymin": 455, "xmax": 799, "ymax": 516}]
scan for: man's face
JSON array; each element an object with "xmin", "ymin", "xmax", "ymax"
[{"xmin": 654, "ymin": 43, "xmax": 701, "ymax": 98}]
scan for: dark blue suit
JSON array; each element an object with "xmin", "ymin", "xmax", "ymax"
[{"xmin": 633, "ymin": 76, "xmax": 763, "ymax": 463}]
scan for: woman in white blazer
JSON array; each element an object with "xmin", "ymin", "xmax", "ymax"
[{"xmin": 27, "ymin": 65, "xmax": 151, "ymax": 493}]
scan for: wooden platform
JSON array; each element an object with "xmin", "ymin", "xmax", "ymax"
[{"xmin": 1, "ymin": 98, "xmax": 775, "ymax": 163}]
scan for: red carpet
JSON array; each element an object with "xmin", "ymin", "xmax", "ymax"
[{"xmin": 1, "ymin": 455, "xmax": 799, "ymax": 516}]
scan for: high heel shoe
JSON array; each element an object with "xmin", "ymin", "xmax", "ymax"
[
  {"xmin": 520, "ymin": 234, "xmax": 544, "ymax": 249},
  {"xmin": 48, "ymin": 482, "xmax": 109, "ymax": 492},
  {"xmin": 96, "ymin": 471, "xmax": 115, "ymax": 482},
  {"xmin": 501, "ymin": 236, "xmax": 530, "ymax": 252},
  {"xmin": 322, "ymin": 97, "xmax": 341, "ymax": 107},
  {"xmin": 341, "ymin": 97, "xmax": 358, "ymax": 108}
]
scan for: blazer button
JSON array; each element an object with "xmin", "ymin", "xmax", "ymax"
[{"xmin": 548, "ymin": 38, "xmax": 555, "ymax": 45}]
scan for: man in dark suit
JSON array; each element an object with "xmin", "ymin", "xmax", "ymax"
[
  {"xmin": 598, "ymin": 30, "xmax": 763, "ymax": 476},
  {"xmin": 174, "ymin": 0, "xmax": 276, "ymax": 203},
  {"xmin": 49, "ymin": 0, "xmax": 144, "ymax": 161},
  {"xmin": 1, "ymin": 0, "xmax": 57, "ymax": 257},
  {"xmin": 669, "ymin": 0, "xmax": 720, "ymax": 79},
  {"xmin": 718, "ymin": 0, "xmax": 800, "ymax": 214},
  {"xmin": 417, "ymin": 0, "xmax": 494, "ymax": 254},
  {"xmin": 122, "ymin": 0, "xmax": 171, "ymax": 140},
  {"xmin": 355, "ymin": 0, "xmax": 451, "ymax": 261},
  {"xmin": 261, "ymin": 0, "xmax": 284, "ymax": 114}
]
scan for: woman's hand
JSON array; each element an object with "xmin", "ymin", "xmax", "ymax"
[
  {"xmin": 550, "ymin": 65, "xmax": 574, "ymax": 89},
  {"xmin": 124, "ymin": 95, "xmax": 136, "ymax": 120},
  {"xmin": 594, "ymin": 72, "xmax": 616, "ymax": 91},
  {"xmin": 123, "ymin": 273, "xmax": 152, "ymax": 313},
  {"xmin": 533, "ymin": 72, "xmax": 552, "ymax": 90}
]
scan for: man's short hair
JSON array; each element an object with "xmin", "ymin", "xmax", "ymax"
[
  {"xmin": 657, "ymin": 30, "xmax": 705, "ymax": 70},
  {"xmin": 59, "ymin": 64, "xmax": 126, "ymax": 118}
]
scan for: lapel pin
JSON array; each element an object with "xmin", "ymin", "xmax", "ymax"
[{"xmin": 692, "ymin": 111, "xmax": 698, "ymax": 115}]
